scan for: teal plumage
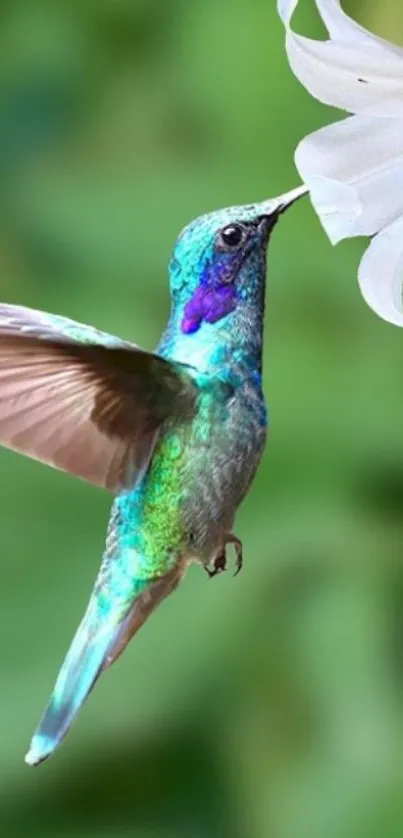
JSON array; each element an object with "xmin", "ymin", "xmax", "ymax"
[{"xmin": 0, "ymin": 186, "xmax": 306, "ymax": 765}]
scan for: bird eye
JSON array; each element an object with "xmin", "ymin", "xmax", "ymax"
[{"xmin": 219, "ymin": 224, "xmax": 245, "ymax": 249}]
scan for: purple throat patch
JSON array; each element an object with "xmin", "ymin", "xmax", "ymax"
[{"xmin": 181, "ymin": 285, "xmax": 237, "ymax": 334}]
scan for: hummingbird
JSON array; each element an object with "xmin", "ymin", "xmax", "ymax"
[{"xmin": 0, "ymin": 184, "xmax": 306, "ymax": 765}]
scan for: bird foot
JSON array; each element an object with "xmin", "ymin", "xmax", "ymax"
[{"xmin": 205, "ymin": 534, "xmax": 243, "ymax": 578}]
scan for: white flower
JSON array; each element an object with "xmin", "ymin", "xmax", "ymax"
[{"xmin": 278, "ymin": 0, "xmax": 403, "ymax": 327}]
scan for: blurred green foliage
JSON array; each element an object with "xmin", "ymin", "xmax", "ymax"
[{"xmin": 0, "ymin": 0, "xmax": 402, "ymax": 836}]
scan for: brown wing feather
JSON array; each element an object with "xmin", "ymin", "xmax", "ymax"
[{"xmin": 0, "ymin": 305, "xmax": 196, "ymax": 491}]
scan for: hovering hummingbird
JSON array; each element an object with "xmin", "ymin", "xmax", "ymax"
[{"xmin": 0, "ymin": 184, "xmax": 306, "ymax": 765}]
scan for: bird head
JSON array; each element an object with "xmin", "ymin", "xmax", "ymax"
[{"xmin": 168, "ymin": 185, "xmax": 307, "ymax": 335}]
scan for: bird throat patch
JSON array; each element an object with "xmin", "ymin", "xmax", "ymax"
[{"xmin": 181, "ymin": 284, "xmax": 237, "ymax": 334}]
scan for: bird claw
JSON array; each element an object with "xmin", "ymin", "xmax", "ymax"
[
  {"xmin": 205, "ymin": 534, "xmax": 243, "ymax": 579},
  {"xmin": 206, "ymin": 554, "xmax": 226, "ymax": 578}
]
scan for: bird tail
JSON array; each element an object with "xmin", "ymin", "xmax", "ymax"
[{"xmin": 25, "ymin": 566, "xmax": 181, "ymax": 767}]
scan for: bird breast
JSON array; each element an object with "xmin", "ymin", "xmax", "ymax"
[{"xmin": 181, "ymin": 378, "xmax": 267, "ymax": 558}]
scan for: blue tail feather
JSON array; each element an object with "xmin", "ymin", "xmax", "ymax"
[
  {"xmin": 25, "ymin": 562, "xmax": 182, "ymax": 766},
  {"xmin": 25, "ymin": 608, "xmax": 128, "ymax": 767}
]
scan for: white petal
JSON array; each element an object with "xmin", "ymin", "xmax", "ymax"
[
  {"xmin": 277, "ymin": 0, "xmax": 299, "ymax": 25},
  {"xmin": 278, "ymin": 0, "xmax": 403, "ymax": 117},
  {"xmin": 358, "ymin": 216, "xmax": 403, "ymax": 327},
  {"xmin": 295, "ymin": 115, "xmax": 403, "ymax": 243},
  {"xmin": 314, "ymin": 0, "xmax": 403, "ymax": 55}
]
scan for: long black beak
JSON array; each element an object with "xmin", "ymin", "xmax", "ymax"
[
  {"xmin": 256, "ymin": 184, "xmax": 308, "ymax": 237},
  {"xmin": 258, "ymin": 184, "xmax": 308, "ymax": 217}
]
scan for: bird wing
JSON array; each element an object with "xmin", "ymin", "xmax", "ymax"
[{"xmin": 0, "ymin": 304, "xmax": 197, "ymax": 491}]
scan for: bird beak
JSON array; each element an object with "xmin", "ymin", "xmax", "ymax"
[
  {"xmin": 254, "ymin": 183, "xmax": 308, "ymax": 238},
  {"xmin": 258, "ymin": 183, "xmax": 309, "ymax": 218}
]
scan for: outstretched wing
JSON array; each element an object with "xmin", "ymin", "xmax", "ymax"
[{"xmin": 0, "ymin": 304, "xmax": 196, "ymax": 491}]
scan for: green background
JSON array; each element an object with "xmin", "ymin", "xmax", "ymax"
[{"xmin": 0, "ymin": 1, "xmax": 402, "ymax": 836}]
